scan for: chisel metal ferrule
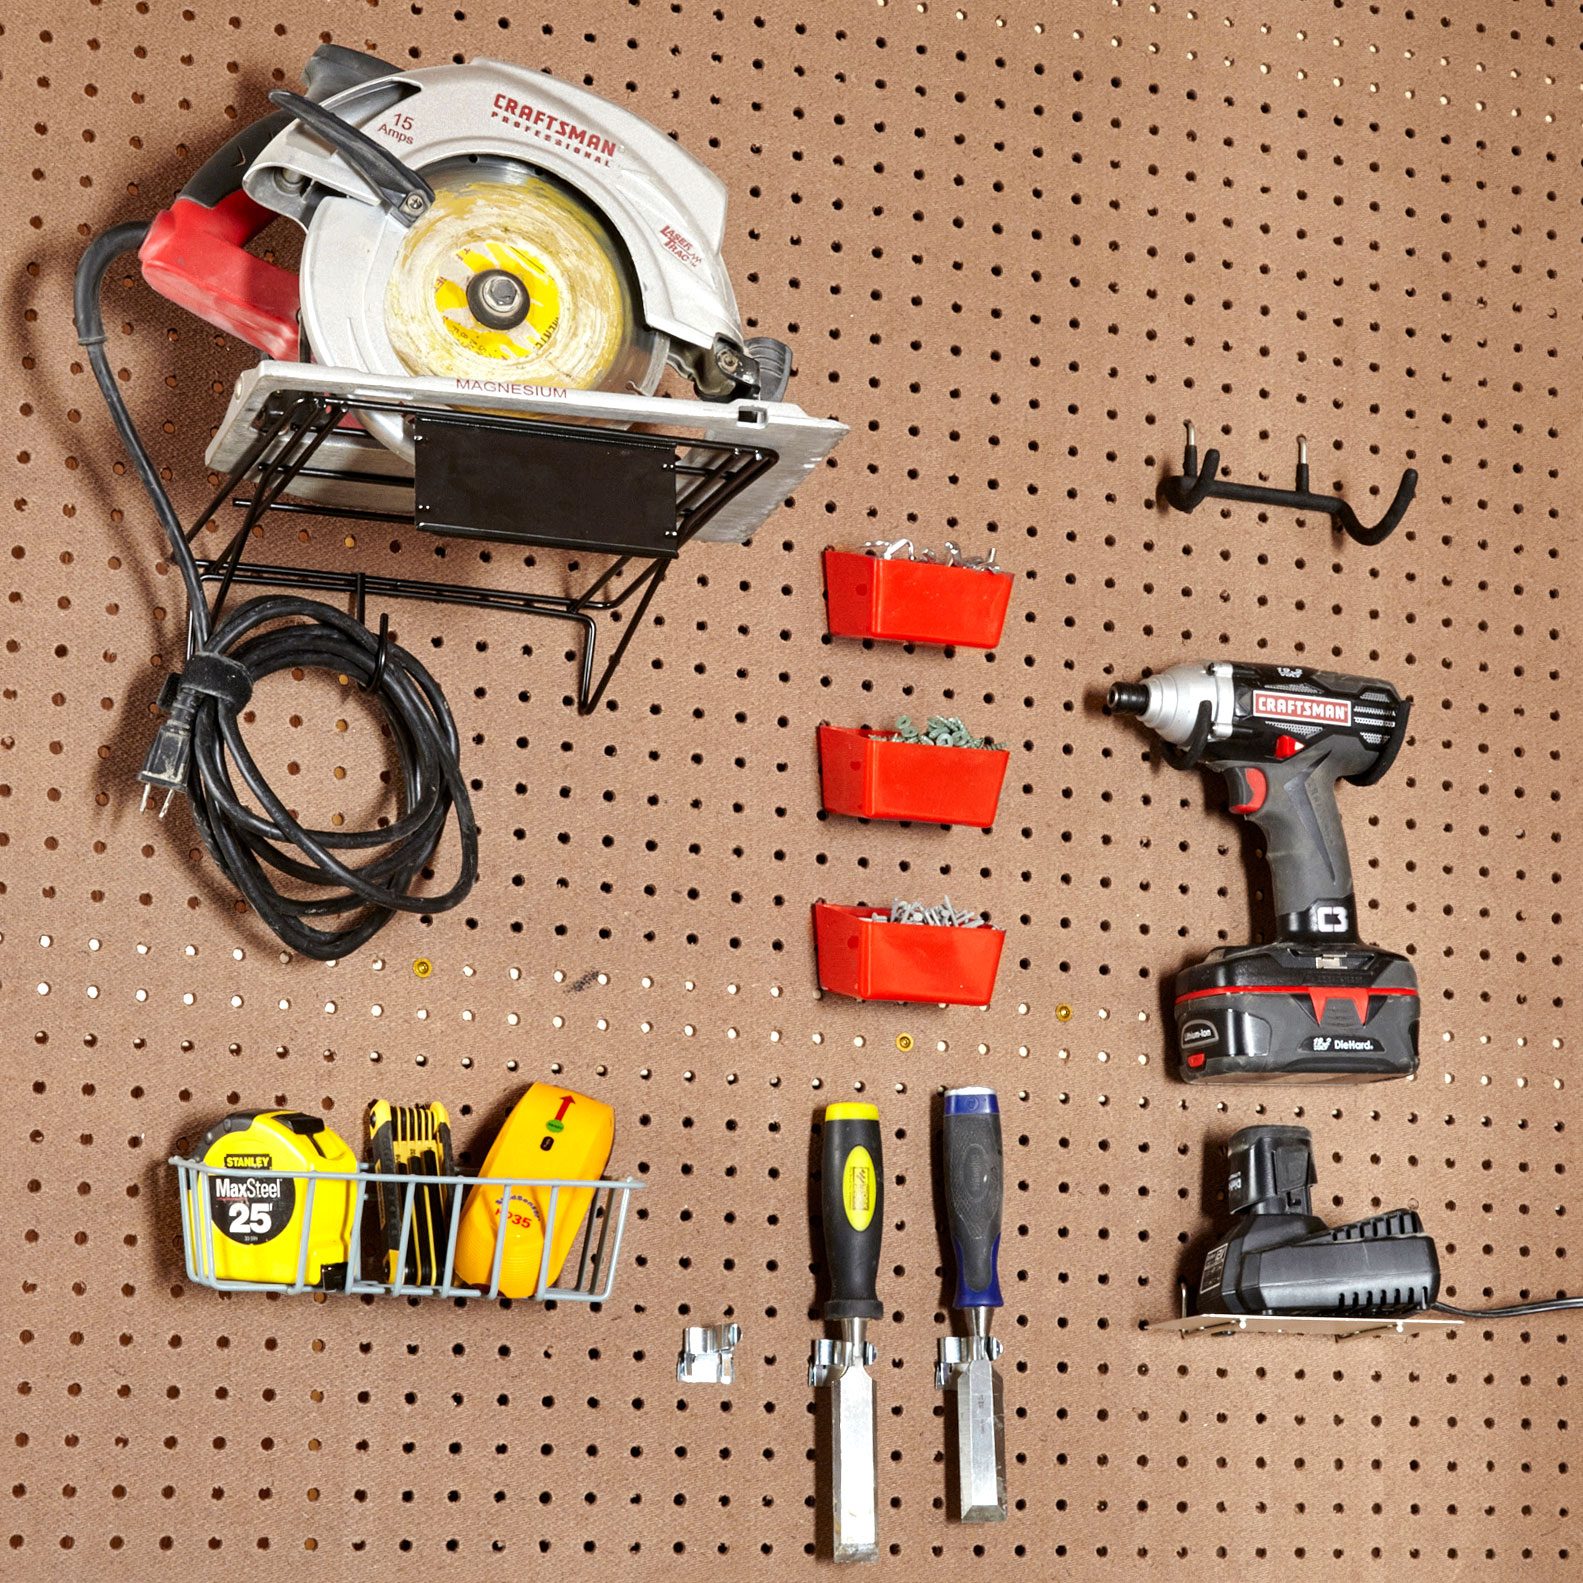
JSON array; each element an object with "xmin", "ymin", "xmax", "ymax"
[{"xmin": 935, "ymin": 1330, "xmax": 1004, "ymax": 1390}]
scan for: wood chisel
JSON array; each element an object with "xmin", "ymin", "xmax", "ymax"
[
  {"xmin": 808, "ymin": 1101, "xmax": 884, "ymax": 1563},
  {"xmin": 936, "ymin": 1086, "xmax": 1008, "ymax": 1522}
]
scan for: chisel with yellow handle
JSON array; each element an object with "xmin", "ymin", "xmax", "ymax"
[
  {"xmin": 937, "ymin": 1085, "xmax": 1007, "ymax": 1522},
  {"xmin": 808, "ymin": 1101, "xmax": 884, "ymax": 1563}
]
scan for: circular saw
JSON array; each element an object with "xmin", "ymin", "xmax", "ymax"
[{"xmin": 139, "ymin": 52, "xmax": 793, "ymax": 468}]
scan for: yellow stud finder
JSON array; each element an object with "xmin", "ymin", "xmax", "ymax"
[
  {"xmin": 453, "ymin": 1084, "xmax": 615, "ymax": 1298},
  {"xmin": 189, "ymin": 1111, "xmax": 357, "ymax": 1289}
]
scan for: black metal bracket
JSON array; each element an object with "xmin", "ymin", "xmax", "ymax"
[
  {"xmin": 1163, "ymin": 421, "xmax": 1417, "ymax": 546},
  {"xmin": 183, "ymin": 389, "xmax": 777, "ymax": 715}
]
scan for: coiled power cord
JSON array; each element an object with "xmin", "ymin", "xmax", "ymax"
[{"xmin": 75, "ymin": 223, "xmax": 478, "ymax": 959}]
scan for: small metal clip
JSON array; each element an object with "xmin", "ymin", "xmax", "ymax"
[
  {"xmin": 807, "ymin": 1335, "xmax": 878, "ymax": 1388},
  {"xmin": 677, "ymin": 1323, "xmax": 743, "ymax": 1385},
  {"xmin": 935, "ymin": 1332, "xmax": 1005, "ymax": 1389}
]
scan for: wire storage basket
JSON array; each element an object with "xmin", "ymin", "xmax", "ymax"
[{"xmin": 171, "ymin": 1156, "xmax": 645, "ymax": 1302}]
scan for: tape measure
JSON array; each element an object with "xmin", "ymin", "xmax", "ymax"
[{"xmin": 189, "ymin": 1111, "xmax": 358, "ymax": 1289}]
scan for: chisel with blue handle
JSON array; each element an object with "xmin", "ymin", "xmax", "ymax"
[{"xmin": 937, "ymin": 1085, "xmax": 1007, "ymax": 1522}]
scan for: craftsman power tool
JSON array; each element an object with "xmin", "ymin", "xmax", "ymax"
[
  {"xmin": 74, "ymin": 45, "xmax": 846, "ymax": 956},
  {"xmin": 1107, "ymin": 661, "xmax": 1418, "ymax": 1083},
  {"xmin": 936, "ymin": 1087, "xmax": 1008, "ymax": 1523},
  {"xmin": 131, "ymin": 47, "xmax": 843, "ymax": 532},
  {"xmin": 809, "ymin": 1102, "xmax": 885, "ymax": 1564}
]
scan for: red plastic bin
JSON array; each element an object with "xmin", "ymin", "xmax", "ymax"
[
  {"xmin": 822, "ymin": 549, "xmax": 1013, "ymax": 648},
  {"xmin": 818, "ymin": 725, "xmax": 1010, "ymax": 828},
  {"xmin": 813, "ymin": 902, "xmax": 1006, "ymax": 1006}
]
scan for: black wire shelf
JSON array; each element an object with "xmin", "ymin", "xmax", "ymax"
[{"xmin": 189, "ymin": 389, "xmax": 779, "ymax": 714}]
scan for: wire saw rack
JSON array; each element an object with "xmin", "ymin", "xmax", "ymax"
[
  {"xmin": 190, "ymin": 362, "xmax": 846, "ymax": 713},
  {"xmin": 172, "ymin": 1156, "xmax": 645, "ymax": 1302}
]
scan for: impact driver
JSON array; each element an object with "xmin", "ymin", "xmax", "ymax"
[{"xmin": 1106, "ymin": 661, "xmax": 1418, "ymax": 1083}]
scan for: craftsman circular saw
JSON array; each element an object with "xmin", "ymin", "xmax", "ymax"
[{"xmin": 138, "ymin": 48, "xmax": 838, "ymax": 539}]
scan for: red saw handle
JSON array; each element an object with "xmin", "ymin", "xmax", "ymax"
[
  {"xmin": 137, "ymin": 45, "xmax": 396, "ymax": 357},
  {"xmin": 140, "ymin": 188, "xmax": 301, "ymax": 358}
]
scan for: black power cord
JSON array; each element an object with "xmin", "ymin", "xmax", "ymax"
[
  {"xmin": 1431, "ymin": 1296, "xmax": 1583, "ymax": 1319},
  {"xmin": 75, "ymin": 222, "xmax": 478, "ymax": 960}
]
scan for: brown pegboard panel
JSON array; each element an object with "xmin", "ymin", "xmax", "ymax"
[{"xmin": 1, "ymin": 0, "xmax": 1577, "ymax": 1576}]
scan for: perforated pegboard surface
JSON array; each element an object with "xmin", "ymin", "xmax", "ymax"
[{"xmin": 1, "ymin": 0, "xmax": 1578, "ymax": 1576}]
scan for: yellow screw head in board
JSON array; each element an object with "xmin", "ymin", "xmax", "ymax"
[
  {"xmin": 412, "ymin": 958, "xmax": 433, "ymax": 980},
  {"xmin": 1055, "ymin": 1003, "xmax": 1073, "ymax": 1022},
  {"xmin": 895, "ymin": 1032, "xmax": 915, "ymax": 1053}
]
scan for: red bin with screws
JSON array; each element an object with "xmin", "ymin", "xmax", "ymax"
[
  {"xmin": 822, "ymin": 549, "xmax": 1013, "ymax": 648},
  {"xmin": 818, "ymin": 725, "xmax": 1010, "ymax": 828},
  {"xmin": 813, "ymin": 901, "xmax": 1006, "ymax": 1007}
]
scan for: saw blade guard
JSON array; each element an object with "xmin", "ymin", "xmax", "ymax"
[{"xmin": 243, "ymin": 57, "xmax": 751, "ymax": 460}]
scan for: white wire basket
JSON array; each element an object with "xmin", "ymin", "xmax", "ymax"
[{"xmin": 171, "ymin": 1156, "xmax": 644, "ymax": 1302}]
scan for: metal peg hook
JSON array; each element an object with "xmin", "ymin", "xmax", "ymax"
[{"xmin": 1163, "ymin": 418, "xmax": 1416, "ymax": 547}]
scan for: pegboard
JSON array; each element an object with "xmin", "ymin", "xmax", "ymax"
[{"xmin": 1, "ymin": 0, "xmax": 1576, "ymax": 1575}]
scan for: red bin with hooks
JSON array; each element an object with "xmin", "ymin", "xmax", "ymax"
[
  {"xmin": 817, "ymin": 725, "xmax": 1010, "ymax": 828},
  {"xmin": 821, "ymin": 549, "xmax": 1013, "ymax": 648},
  {"xmin": 813, "ymin": 902, "xmax": 1006, "ymax": 1006}
]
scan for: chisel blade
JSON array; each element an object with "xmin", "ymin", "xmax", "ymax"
[
  {"xmin": 952, "ymin": 1355, "xmax": 1007, "ymax": 1523},
  {"xmin": 829, "ymin": 1361, "xmax": 879, "ymax": 1561}
]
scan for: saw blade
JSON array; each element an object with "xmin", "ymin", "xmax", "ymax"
[{"xmin": 383, "ymin": 161, "xmax": 661, "ymax": 392}]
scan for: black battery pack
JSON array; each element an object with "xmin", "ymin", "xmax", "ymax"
[{"xmin": 1174, "ymin": 941, "xmax": 1419, "ymax": 1083}]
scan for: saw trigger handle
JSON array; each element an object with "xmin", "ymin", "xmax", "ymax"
[
  {"xmin": 173, "ymin": 46, "xmax": 396, "ymax": 213},
  {"xmin": 138, "ymin": 46, "xmax": 398, "ymax": 358}
]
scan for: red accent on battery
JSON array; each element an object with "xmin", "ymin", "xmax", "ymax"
[
  {"xmin": 1185, "ymin": 1050, "xmax": 1206, "ymax": 1069},
  {"xmin": 817, "ymin": 724, "xmax": 1010, "ymax": 828},
  {"xmin": 813, "ymin": 901, "xmax": 1006, "ymax": 1006},
  {"xmin": 139, "ymin": 191, "xmax": 301, "ymax": 359},
  {"xmin": 1174, "ymin": 982, "xmax": 1418, "ymax": 1026},
  {"xmin": 1274, "ymin": 733, "xmax": 1302, "ymax": 759},
  {"xmin": 822, "ymin": 549, "xmax": 1013, "ymax": 649},
  {"xmin": 1228, "ymin": 766, "xmax": 1267, "ymax": 814}
]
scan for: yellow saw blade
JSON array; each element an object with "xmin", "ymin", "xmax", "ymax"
[{"xmin": 384, "ymin": 168, "xmax": 657, "ymax": 390}]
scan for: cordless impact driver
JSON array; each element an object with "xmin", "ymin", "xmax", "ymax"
[{"xmin": 1107, "ymin": 661, "xmax": 1418, "ymax": 1083}]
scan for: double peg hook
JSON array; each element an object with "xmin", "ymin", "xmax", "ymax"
[{"xmin": 1163, "ymin": 421, "xmax": 1417, "ymax": 546}]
